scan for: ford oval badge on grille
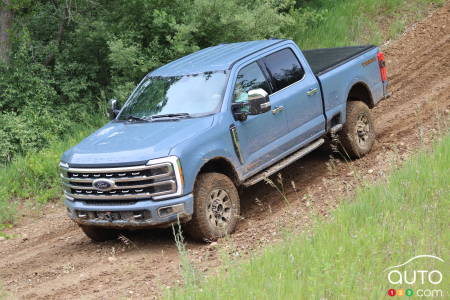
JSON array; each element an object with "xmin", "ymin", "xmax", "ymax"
[{"xmin": 92, "ymin": 179, "xmax": 115, "ymax": 191}]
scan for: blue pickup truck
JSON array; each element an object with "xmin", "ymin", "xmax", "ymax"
[{"xmin": 60, "ymin": 39, "xmax": 388, "ymax": 241}]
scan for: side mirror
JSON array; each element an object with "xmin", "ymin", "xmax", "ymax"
[
  {"xmin": 108, "ymin": 99, "xmax": 121, "ymax": 120},
  {"xmin": 232, "ymin": 88, "xmax": 270, "ymax": 121},
  {"xmin": 247, "ymin": 88, "xmax": 271, "ymax": 115}
]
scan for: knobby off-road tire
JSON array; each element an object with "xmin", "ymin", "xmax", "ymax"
[
  {"xmin": 80, "ymin": 225, "xmax": 119, "ymax": 242},
  {"xmin": 340, "ymin": 101, "xmax": 375, "ymax": 158},
  {"xmin": 185, "ymin": 172, "xmax": 240, "ymax": 242}
]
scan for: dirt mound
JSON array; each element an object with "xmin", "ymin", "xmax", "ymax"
[{"xmin": 1, "ymin": 3, "xmax": 449, "ymax": 299}]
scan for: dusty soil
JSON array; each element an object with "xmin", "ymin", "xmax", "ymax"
[{"xmin": 1, "ymin": 3, "xmax": 449, "ymax": 299}]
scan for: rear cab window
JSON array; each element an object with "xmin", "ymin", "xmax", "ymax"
[{"xmin": 262, "ymin": 48, "xmax": 305, "ymax": 92}]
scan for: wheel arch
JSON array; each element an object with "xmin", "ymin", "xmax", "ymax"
[
  {"xmin": 347, "ymin": 81, "xmax": 375, "ymax": 108},
  {"xmin": 197, "ymin": 156, "xmax": 240, "ymax": 187}
]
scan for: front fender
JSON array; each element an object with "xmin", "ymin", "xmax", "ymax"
[{"xmin": 169, "ymin": 120, "xmax": 241, "ymax": 195}]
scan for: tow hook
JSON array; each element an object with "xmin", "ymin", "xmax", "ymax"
[{"xmin": 104, "ymin": 212, "xmax": 113, "ymax": 222}]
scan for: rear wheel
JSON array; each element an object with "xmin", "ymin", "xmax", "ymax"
[
  {"xmin": 185, "ymin": 173, "xmax": 240, "ymax": 242},
  {"xmin": 80, "ymin": 225, "xmax": 119, "ymax": 242},
  {"xmin": 340, "ymin": 101, "xmax": 375, "ymax": 158}
]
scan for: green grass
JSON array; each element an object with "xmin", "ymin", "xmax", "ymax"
[
  {"xmin": 293, "ymin": 0, "xmax": 445, "ymax": 50},
  {"xmin": 0, "ymin": 119, "xmax": 106, "ymax": 225},
  {"xmin": 0, "ymin": 286, "xmax": 8, "ymax": 300},
  {"xmin": 167, "ymin": 134, "xmax": 450, "ymax": 299}
]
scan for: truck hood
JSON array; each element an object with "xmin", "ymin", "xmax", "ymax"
[{"xmin": 62, "ymin": 116, "xmax": 214, "ymax": 167}]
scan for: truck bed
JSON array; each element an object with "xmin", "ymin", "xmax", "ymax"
[{"xmin": 303, "ymin": 45, "xmax": 376, "ymax": 76}]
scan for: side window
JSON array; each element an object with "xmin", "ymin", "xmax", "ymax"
[
  {"xmin": 233, "ymin": 62, "xmax": 270, "ymax": 103},
  {"xmin": 263, "ymin": 48, "xmax": 305, "ymax": 91}
]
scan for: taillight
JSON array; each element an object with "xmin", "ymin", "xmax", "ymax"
[{"xmin": 377, "ymin": 51, "xmax": 387, "ymax": 82}]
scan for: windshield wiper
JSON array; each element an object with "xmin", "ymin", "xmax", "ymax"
[
  {"xmin": 122, "ymin": 113, "xmax": 191, "ymax": 122},
  {"xmin": 150, "ymin": 113, "xmax": 191, "ymax": 120},
  {"xmin": 125, "ymin": 115, "xmax": 150, "ymax": 122}
]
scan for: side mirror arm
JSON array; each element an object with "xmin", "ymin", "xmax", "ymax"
[
  {"xmin": 108, "ymin": 99, "xmax": 120, "ymax": 120},
  {"xmin": 231, "ymin": 102, "xmax": 248, "ymax": 121}
]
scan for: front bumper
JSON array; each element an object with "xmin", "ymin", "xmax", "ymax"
[{"xmin": 64, "ymin": 193, "xmax": 194, "ymax": 229}]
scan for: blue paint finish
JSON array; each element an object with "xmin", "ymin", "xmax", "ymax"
[
  {"xmin": 60, "ymin": 39, "xmax": 387, "ymax": 229},
  {"xmin": 318, "ymin": 47, "xmax": 384, "ymax": 124},
  {"xmin": 169, "ymin": 115, "xmax": 241, "ymax": 194},
  {"xmin": 150, "ymin": 40, "xmax": 283, "ymax": 77},
  {"xmin": 61, "ymin": 116, "xmax": 214, "ymax": 166}
]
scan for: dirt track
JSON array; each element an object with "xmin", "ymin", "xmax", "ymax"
[{"xmin": 1, "ymin": 3, "xmax": 449, "ymax": 299}]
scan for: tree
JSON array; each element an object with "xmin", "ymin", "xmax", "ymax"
[{"xmin": 0, "ymin": 0, "xmax": 13, "ymax": 65}]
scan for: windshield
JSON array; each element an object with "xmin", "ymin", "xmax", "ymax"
[{"xmin": 117, "ymin": 71, "xmax": 228, "ymax": 120}]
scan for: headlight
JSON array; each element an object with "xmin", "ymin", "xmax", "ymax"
[
  {"xmin": 59, "ymin": 161, "xmax": 69, "ymax": 168},
  {"xmin": 146, "ymin": 156, "xmax": 184, "ymax": 200}
]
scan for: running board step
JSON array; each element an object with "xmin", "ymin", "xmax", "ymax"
[{"xmin": 242, "ymin": 138, "xmax": 325, "ymax": 187}]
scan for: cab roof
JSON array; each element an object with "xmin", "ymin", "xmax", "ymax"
[{"xmin": 149, "ymin": 39, "xmax": 284, "ymax": 77}]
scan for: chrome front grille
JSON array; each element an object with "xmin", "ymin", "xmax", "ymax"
[{"xmin": 60, "ymin": 162, "xmax": 180, "ymax": 201}]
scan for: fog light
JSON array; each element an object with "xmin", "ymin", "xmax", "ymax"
[
  {"xmin": 158, "ymin": 203, "xmax": 184, "ymax": 217},
  {"xmin": 133, "ymin": 212, "xmax": 144, "ymax": 220},
  {"xmin": 77, "ymin": 211, "xmax": 88, "ymax": 219}
]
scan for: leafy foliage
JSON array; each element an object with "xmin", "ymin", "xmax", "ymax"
[
  {"xmin": 1, "ymin": 0, "xmax": 442, "ymax": 163},
  {"xmin": 0, "ymin": 0, "xmax": 296, "ymax": 163}
]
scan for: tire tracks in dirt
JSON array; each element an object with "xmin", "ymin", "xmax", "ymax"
[{"xmin": 0, "ymin": 3, "xmax": 449, "ymax": 299}]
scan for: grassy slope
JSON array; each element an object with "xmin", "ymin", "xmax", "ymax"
[
  {"xmin": 293, "ymin": 0, "xmax": 444, "ymax": 49},
  {"xmin": 0, "ymin": 284, "xmax": 8, "ymax": 300},
  {"xmin": 0, "ymin": 121, "xmax": 105, "ymax": 225},
  {"xmin": 168, "ymin": 134, "xmax": 449, "ymax": 299}
]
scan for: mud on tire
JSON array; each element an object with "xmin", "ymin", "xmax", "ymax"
[
  {"xmin": 340, "ymin": 100, "xmax": 375, "ymax": 158},
  {"xmin": 185, "ymin": 172, "xmax": 240, "ymax": 242}
]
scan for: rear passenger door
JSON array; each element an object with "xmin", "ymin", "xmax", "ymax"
[{"xmin": 261, "ymin": 48, "xmax": 325, "ymax": 148}]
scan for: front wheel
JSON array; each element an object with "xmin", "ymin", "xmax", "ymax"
[
  {"xmin": 340, "ymin": 101, "xmax": 375, "ymax": 158},
  {"xmin": 80, "ymin": 225, "xmax": 119, "ymax": 242},
  {"xmin": 185, "ymin": 173, "xmax": 240, "ymax": 242}
]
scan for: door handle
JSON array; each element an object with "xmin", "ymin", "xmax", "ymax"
[
  {"xmin": 272, "ymin": 105, "xmax": 284, "ymax": 115},
  {"xmin": 306, "ymin": 88, "xmax": 319, "ymax": 96}
]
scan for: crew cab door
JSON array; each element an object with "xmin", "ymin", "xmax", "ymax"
[
  {"xmin": 261, "ymin": 47, "xmax": 325, "ymax": 147},
  {"xmin": 231, "ymin": 61, "xmax": 288, "ymax": 174}
]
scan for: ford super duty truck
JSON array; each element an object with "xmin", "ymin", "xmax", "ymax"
[{"xmin": 60, "ymin": 39, "xmax": 389, "ymax": 242}]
